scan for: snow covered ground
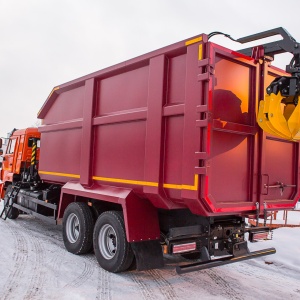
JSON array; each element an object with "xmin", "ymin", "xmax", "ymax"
[{"xmin": 0, "ymin": 202, "xmax": 300, "ymax": 300}]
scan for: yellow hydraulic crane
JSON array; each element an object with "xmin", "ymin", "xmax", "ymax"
[{"xmin": 238, "ymin": 28, "xmax": 300, "ymax": 140}]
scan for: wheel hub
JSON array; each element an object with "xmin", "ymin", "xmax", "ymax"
[
  {"xmin": 66, "ymin": 213, "xmax": 80, "ymax": 243},
  {"xmin": 99, "ymin": 224, "xmax": 117, "ymax": 260}
]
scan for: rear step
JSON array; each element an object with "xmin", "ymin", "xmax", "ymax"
[{"xmin": 176, "ymin": 247, "xmax": 276, "ymax": 274}]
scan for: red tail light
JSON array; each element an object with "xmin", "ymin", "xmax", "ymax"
[{"xmin": 172, "ymin": 242, "xmax": 196, "ymax": 254}]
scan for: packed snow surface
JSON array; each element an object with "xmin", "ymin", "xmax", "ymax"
[{"xmin": 0, "ymin": 202, "xmax": 300, "ymax": 300}]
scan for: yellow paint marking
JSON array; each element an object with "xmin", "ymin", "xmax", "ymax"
[
  {"xmin": 48, "ymin": 86, "xmax": 60, "ymax": 99},
  {"xmin": 37, "ymin": 86, "xmax": 60, "ymax": 116},
  {"xmin": 198, "ymin": 44, "xmax": 203, "ymax": 60},
  {"xmin": 185, "ymin": 36, "xmax": 202, "ymax": 46},
  {"xmin": 39, "ymin": 170, "xmax": 80, "ymax": 179},
  {"xmin": 163, "ymin": 175, "xmax": 199, "ymax": 191},
  {"xmin": 92, "ymin": 176, "xmax": 158, "ymax": 187},
  {"xmin": 231, "ymin": 249, "xmax": 276, "ymax": 261},
  {"xmin": 39, "ymin": 171, "xmax": 198, "ymax": 191}
]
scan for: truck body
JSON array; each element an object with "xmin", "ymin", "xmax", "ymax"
[{"xmin": 1, "ymin": 28, "xmax": 299, "ymax": 273}]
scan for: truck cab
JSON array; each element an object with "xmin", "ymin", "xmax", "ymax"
[{"xmin": 0, "ymin": 128, "xmax": 40, "ymax": 198}]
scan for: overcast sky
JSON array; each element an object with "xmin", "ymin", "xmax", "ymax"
[{"xmin": 0, "ymin": 0, "xmax": 299, "ymax": 139}]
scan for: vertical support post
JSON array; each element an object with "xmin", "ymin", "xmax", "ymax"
[
  {"xmin": 258, "ymin": 56, "xmax": 273, "ymax": 214},
  {"xmin": 143, "ymin": 55, "xmax": 166, "ymax": 195},
  {"xmin": 263, "ymin": 202, "xmax": 267, "ymax": 226},
  {"xmin": 80, "ymin": 78, "xmax": 95, "ymax": 187},
  {"xmin": 181, "ymin": 43, "xmax": 202, "ymax": 200},
  {"xmin": 256, "ymin": 202, "xmax": 259, "ymax": 227}
]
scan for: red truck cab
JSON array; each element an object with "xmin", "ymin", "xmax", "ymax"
[{"xmin": 0, "ymin": 128, "xmax": 40, "ymax": 198}]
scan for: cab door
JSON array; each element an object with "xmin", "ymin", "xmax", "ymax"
[{"xmin": 2, "ymin": 136, "xmax": 18, "ymax": 175}]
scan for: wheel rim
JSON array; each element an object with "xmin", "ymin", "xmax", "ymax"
[
  {"xmin": 98, "ymin": 224, "xmax": 117, "ymax": 260},
  {"xmin": 66, "ymin": 213, "xmax": 80, "ymax": 243}
]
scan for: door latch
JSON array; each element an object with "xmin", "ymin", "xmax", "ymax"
[{"xmin": 264, "ymin": 182, "xmax": 296, "ymax": 196}]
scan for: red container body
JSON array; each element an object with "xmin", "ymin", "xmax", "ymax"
[{"xmin": 38, "ymin": 34, "xmax": 300, "ymax": 219}]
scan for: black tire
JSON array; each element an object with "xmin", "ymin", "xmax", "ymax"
[
  {"xmin": 4, "ymin": 185, "xmax": 19, "ymax": 219},
  {"xmin": 90, "ymin": 202, "xmax": 104, "ymax": 224},
  {"xmin": 93, "ymin": 211, "xmax": 134, "ymax": 273},
  {"xmin": 62, "ymin": 202, "xmax": 94, "ymax": 254}
]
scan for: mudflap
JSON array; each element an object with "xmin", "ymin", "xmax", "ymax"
[
  {"xmin": 176, "ymin": 244, "xmax": 276, "ymax": 274},
  {"xmin": 131, "ymin": 240, "xmax": 164, "ymax": 271}
]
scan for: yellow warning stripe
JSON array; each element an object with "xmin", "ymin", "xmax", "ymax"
[
  {"xmin": 198, "ymin": 44, "xmax": 203, "ymax": 60},
  {"xmin": 37, "ymin": 86, "xmax": 60, "ymax": 116},
  {"xmin": 39, "ymin": 170, "xmax": 80, "ymax": 179},
  {"xmin": 230, "ymin": 249, "xmax": 276, "ymax": 261},
  {"xmin": 163, "ymin": 175, "xmax": 198, "ymax": 191},
  {"xmin": 39, "ymin": 171, "xmax": 199, "ymax": 191},
  {"xmin": 92, "ymin": 176, "xmax": 158, "ymax": 187},
  {"xmin": 185, "ymin": 36, "xmax": 202, "ymax": 46}
]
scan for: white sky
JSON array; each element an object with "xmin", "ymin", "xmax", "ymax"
[{"xmin": 0, "ymin": 0, "xmax": 299, "ymax": 138}]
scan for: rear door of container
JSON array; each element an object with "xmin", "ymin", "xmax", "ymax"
[
  {"xmin": 200, "ymin": 43, "xmax": 299, "ymax": 215},
  {"xmin": 259, "ymin": 66, "xmax": 300, "ymax": 210}
]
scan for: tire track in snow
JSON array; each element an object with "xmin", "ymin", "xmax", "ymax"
[
  {"xmin": 126, "ymin": 272, "xmax": 156, "ymax": 300},
  {"xmin": 48, "ymin": 249, "xmax": 67, "ymax": 288},
  {"xmin": 23, "ymin": 233, "xmax": 46, "ymax": 300},
  {"xmin": 95, "ymin": 267, "xmax": 111, "ymax": 300},
  {"xmin": 20, "ymin": 217, "xmax": 64, "ymax": 249},
  {"xmin": 179, "ymin": 268, "xmax": 243, "ymax": 300},
  {"xmin": 10, "ymin": 219, "xmax": 47, "ymax": 300},
  {"xmin": 84, "ymin": 255, "xmax": 112, "ymax": 300},
  {"xmin": 146, "ymin": 269, "xmax": 178, "ymax": 300},
  {"xmin": 64, "ymin": 260, "xmax": 95, "ymax": 288},
  {"xmin": 1, "ymin": 221, "xmax": 29, "ymax": 300},
  {"xmin": 205, "ymin": 269, "xmax": 243, "ymax": 300}
]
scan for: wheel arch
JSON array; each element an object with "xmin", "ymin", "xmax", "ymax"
[{"xmin": 58, "ymin": 182, "xmax": 160, "ymax": 242}]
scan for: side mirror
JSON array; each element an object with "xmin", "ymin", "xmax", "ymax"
[
  {"xmin": 0, "ymin": 149, "xmax": 2, "ymax": 156},
  {"xmin": 0, "ymin": 138, "xmax": 2, "ymax": 148}
]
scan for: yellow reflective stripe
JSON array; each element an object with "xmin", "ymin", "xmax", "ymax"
[
  {"xmin": 48, "ymin": 86, "xmax": 60, "ymax": 99},
  {"xmin": 38, "ymin": 87, "xmax": 60, "ymax": 116},
  {"xmin": 231, "ymin": 249, "xmax": 276, "ymax": 261},
  {"xmin": 39, "ymin": 171, "xmax": 198, "ymax": 191},
  {"xmin": 185, "ymin": 36, "xmax": 202, "ymax": 46},
  {"xmin": 39, "ymin": 170, "xmax": 80, "ymax": 179},
  {"xmin": 163, "ymin": 175, "xmax": 198, "ymax": 191},
  {"xmin": 198, "ymin": 44, "xmax": 203, "ymax": 60},
  {"xmin": 92, "ymin": 176, "xmax": 158, "ymax": 187}
]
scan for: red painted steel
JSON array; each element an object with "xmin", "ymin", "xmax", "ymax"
[{"xmin": 37, "ymin": 34, "xmax": 300, "ymax": 221}]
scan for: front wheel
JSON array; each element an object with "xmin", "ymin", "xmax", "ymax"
[
  {"xmin": 62, "ymin": 202, "xmax": 94, "ymax": 254},
  {"xmin": 93, "ymin": 211, "xmax": 134, "ymax": 273}
]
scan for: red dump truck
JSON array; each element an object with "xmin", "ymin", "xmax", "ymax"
[{"xmin": 1, "ymin": 28, "xmax": 300, "ymax": 274}]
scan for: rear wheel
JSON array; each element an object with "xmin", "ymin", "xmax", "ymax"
[
  {"xmin": 4, "ymin": 185, "xmax": 19, "ymax": 219},
  {"xmin": 93, "ymin": 211, "xmax": 134, "ymax": 273},
  {"xmin": 63, "ymin": 202, "xmax": 94, "ymax": 254}
]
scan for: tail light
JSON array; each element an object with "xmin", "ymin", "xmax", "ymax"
[{"xmin": 172, "ymin": 242, "xmax": 196, "ymax": 254}]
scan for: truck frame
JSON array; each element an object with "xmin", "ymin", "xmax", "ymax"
[{"xmin": 1, "ymin": 27, "xmax": 299, "ymax": 274}]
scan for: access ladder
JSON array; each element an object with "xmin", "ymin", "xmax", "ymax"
[{"xmin": 0, "ymin": 183, "xmax": 21, "ymax": 220}]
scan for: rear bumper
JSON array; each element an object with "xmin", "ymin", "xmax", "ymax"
[{"xmin": 176, "ymin": 247, "xmax": 276, "ymax": 274}]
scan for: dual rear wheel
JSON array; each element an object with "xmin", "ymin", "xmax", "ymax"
[{"xmin": 62, "ymin": 202, "xmax": 134, "ymax": 273}]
